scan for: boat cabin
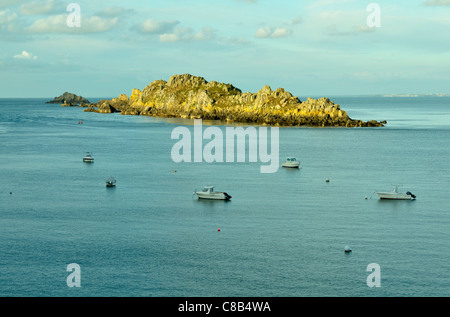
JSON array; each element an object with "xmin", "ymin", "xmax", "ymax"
[
  {"xmin": 106, "ymin": 177, "xmax": 116, "ymax": 187},
  {"xmin": 202, "ymin": 186, "xmax": 215, "ymax": 193}
]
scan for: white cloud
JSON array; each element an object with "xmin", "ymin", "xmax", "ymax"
[
  {"xmin": 27, "ymin": 14, "xmax": 118, "ymax": 34},
  {"xmin": 95, "ymin": 6, "xmax": 133, "ymax": 17},
  {"xmin": 0, "ymin": 9, "xmax": 19, "ymax": 29},
  {"xmin": 271, "ymin": 27, "xmax": 292, "ymax": 38},
  {"xmin": 192, "ymin": 26, "xmax": 214, "ymax": 41},
  {"xmin": 20, "ymin": 0, "xmax": 62, "ymax": 15},
  {"xmin": 140, "ymin": 19, "xmax": 179, "ymax": 34},
  {"xmin": 255, "ymin": 27, "xmax": 272, "ymax": 38},
  {"xmin": 159, "ymin": 33, "xmax": 179, "ymax": 42},
  {"xmin": 159, "ymin": 26, "xmax": 215, "ymax": 42},
  {"xmin": 255, "ymin": 27, "xmax": 292, "ymax": 38},
  {"xmin": 14, "ymin": 50, "xmax": 37, "ymax": 60}
]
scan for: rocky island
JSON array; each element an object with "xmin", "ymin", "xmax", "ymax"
[
  {"xmin": 83, "ymin": 74, "xmax": 385, "ymax": 127},
  {"xmin": 46, "ymin": 92, "xmax": 90, "ymax": 106}
]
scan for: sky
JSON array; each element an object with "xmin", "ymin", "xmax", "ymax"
[{"xmin": 1, "ymin": 0, "xmax": 450, "ymax": 98}]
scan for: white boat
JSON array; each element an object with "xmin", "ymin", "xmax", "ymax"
[
  {"xmin": 376, "ymin": 185, "xmax": 416, "ymax": 200},
  {"xmin": 194, "ymin": 186, "xmax": 232, "ymax": 200},
  {"xmin": 282, "ymin": 157, "xmax": 301, "ymax": 168},
  {"xmin": 83, "ymin": 152, "xmax": 94, "ymax": 162},
  {"xmin": 106, "ymin": 177, "xmax": 116, "ymax": 187}
]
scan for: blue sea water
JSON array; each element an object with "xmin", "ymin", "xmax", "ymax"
[{"xmin": 0, "ymin": 96, "xmax": 449, "ymax": 297}]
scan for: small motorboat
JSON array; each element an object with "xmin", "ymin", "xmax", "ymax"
[
  {"xmin": 282, "ymin": 157, "xmax": 301, "ymax": 168},
  {"xmin": 105, "ymin": 177, "xmax": 116, "ymax": 187},
  {"xmin": 194, "ymin": 186, "xmax": 232, "ymax": 200},
  {"xmin": 83, "ymin": 152, "xmax": 94, "ymax": 163},
  {"xmin": 377, "ymin": 185, "xmax": 416, "ymax": 200}
]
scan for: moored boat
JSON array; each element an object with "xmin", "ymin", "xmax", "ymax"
[
  {"xmin": 282, "ymin": 157, "xmax": 301, "ymax": 168},
  {"xmin": 106, "ymin": 177, "xmax": 116, "ymax": 187},
  {"xmin": 377, "ymin": 185, "xmax": 416, "ymax": 200},
  {"xmin": 194, "ymin": 186, "xmax": 231, "ymax": 200},
  {"xmin": 83, "ymin": 152, "xmax": 94, "ymax": 162}
]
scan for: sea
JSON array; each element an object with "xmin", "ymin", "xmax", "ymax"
[{"xmin": 0, "ymin": 95, "xmax": 449, "ymax": 298}]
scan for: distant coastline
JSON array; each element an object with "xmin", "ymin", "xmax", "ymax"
[
  {"xmin": 55, "ymin": 74, "xmax": 387, "ymax": 127},
  {"xmin": 381, "ymin": 93, "xmax": 450, "ymax": 98}
]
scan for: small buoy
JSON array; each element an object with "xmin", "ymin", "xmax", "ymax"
[
  {"xmin": 217, "ymin": 228, "xmax": 221, "ymax": 232},
  {"xmin": 325, "ymin": 179, "xmax": 329, "ymax": 182},
  {"xmin": 174, "ymin": 170, "xmax": 177, "ymax": 173},
  {"xmin": 10, "ymin": 192, "xmax": 12, "ymax": 195},
  {"xmin": 364, "ymin": 196, "xmax": 368, "ymax": 200},
  {"xmin": 344, "ymin": 245, "xmax": 352, "ymax": 253}
]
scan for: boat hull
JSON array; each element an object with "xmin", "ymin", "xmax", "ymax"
[
  {"xmin": 196, "ymin": 193, "xmax": 230, "ymax": 200},
  {"xmin": 282, "ymin": 162, "xmax": 300, "ymax": 168},
  {"xmin": 377, "ymin": 193, "xmax": 413, "ymax": 200}
]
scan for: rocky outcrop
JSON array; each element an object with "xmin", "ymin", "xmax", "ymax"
[
  {"xmin": 46, "ymin": 92, "xmax": 90, "ymax": 106},
  {"xmin": 83, "ymin": 74, "xmax": 386, "ymax": 127}
]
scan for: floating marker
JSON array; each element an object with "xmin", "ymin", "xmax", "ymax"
[
  {"xmin": 344, "ymin": 245, "xmax": 352, "ymax": 253},
  {"xmin": 325, "ymin": 179, "xmax": 330, "ymax": 182},
  {"xmin": 217, "ymin": 228, "xmax": 221, "ymax": 232}
]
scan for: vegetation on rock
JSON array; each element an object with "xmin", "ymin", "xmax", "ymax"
[
  {"xmin": 46, "ymin": 92, "xmax": 90, "ymax": 106},
  {"xmin": 84, "ymin": 74, "xmax": 386, "ymax": 127}
]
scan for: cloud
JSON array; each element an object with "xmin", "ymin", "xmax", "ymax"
[
  {"xmin": 159, "ymin": 33, "xmax": 179, "ymax": 42},
  {"xmin": 26, "ymin": 14, "xmax": 118, "ymax": 34},
  {"xmin": 0, "ymin": 9, "xmax": 18, "ymax": 27},
  {"xmin": 0, "ymin": 9, "xmax": 23, "ymax": 35},
  {"xmin": 20, "ymin": 0, "xmax": 63, "ymax": 15},
  {"xmin": 159, "ymin": 26, "xmax": 215, "ymax": 42},
  {"xmin": 95, "ymin": 6, "xmax": 134, "ymax": 17},
  {"xmin": 352, "ymin": 25, "xmax": 375, "ymax": 33},
  {"xmin": 191, "ymin": 26, "xmax": 214, "ymax": 41},
  {"xmin": 255, "ymin": 27, "xmax": 292, "ymax": 38},
  {"xmin": 14, "ymin": 50, "xmax": 37, "ymax": 60},
  {"xmin": 0, "ymin": 0, "xmax": 21, "ymax": 9},
  {"xmin": 423, "ymin": 0, "xmax": 450, "ymax": 5},
  {"xmin": 140, "ymin": 18, "xmax": 179, "ymax": 34},
  {"xmin": 139, "ymin": 18, "xmax": 216, "ymax": 42}
]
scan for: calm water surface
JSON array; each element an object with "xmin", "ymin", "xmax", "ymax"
[{"xmin": 0, "ymin": 96, "xmax": 449, "ymax": 297}]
